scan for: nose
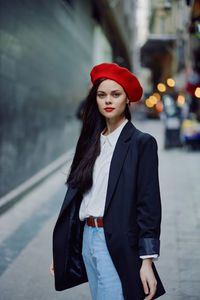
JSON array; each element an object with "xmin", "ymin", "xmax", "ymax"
[{"xmin": 105, "ymin": 95, "xmax": 112, "ymax": 104}]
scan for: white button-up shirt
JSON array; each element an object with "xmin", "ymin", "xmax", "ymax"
[
  {"xmin": 79, "ymin": 119, "xmax": 128, "ymax": 221},
  {"xmin": 78, "ymin": 118, "xmax": 158, "ymax": 260}
]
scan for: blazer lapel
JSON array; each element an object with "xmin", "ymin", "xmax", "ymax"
[{"xmin": 104, "ymin": 121, "xmax": 136, "ymax": 215}]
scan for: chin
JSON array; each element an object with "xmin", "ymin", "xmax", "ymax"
[{"xmin": 102, "ymin": 112, "xmax": 116, "ymax": 119}]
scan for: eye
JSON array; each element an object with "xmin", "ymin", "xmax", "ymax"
[
  {"xmin": 97, "ymin": 93, "xmax": 105, "ymax": 98},
  {"xmin": 113, "ymin": 93, "xmax": 120, "ymax": 97}
]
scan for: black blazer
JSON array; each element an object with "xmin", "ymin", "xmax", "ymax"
[{"xmin": 52, "ymin": 120, "xmax": 166, "ymax": 300}]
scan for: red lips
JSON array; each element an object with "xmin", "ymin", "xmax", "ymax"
[{"xmin": 104, "ymin": 107, "xmax": 115, "ymax": 112}]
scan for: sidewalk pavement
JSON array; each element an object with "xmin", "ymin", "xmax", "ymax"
[{"xmin": 0, "ymin": 119, "xmax": 200, "ymax": 300}]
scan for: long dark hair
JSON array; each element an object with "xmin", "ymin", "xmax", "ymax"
[{"xmin": 66, "ymin": 78, "xmax": 132, "ymax": 195}]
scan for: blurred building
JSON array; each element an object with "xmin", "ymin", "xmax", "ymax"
[
  {"xmin": 139, "ymin": 0, "xmax": 200, "ymax": 120},
  {"xmin": 139, "ymin": 0, "xmax": 196, "ymax": 118},
  {"xmin": 0, "ymin": 0, "xmax": 137, "ymax": 197},
  {"xmin": 141, "ymin": 0, "xmax": 191, "ymax": 89}
]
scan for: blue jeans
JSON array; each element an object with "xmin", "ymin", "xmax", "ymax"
[{"xmin": 82, "ymin": 220, "xmax": 124, "ymax": 300}]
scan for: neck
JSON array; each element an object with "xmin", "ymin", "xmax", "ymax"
[{"xmin": 103, "ymin": 116, "xmax": 127, "ymax": 135}]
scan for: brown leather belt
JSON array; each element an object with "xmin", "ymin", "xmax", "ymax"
[{"xmin": 86, "ymin": 217, "xmax": 103, "ymax": 227}]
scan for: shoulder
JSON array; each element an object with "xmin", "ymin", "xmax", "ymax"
[{"xmin": 131, "ymin": 125, "xmax": 158, "ymax": 150}]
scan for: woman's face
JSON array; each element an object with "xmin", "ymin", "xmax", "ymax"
[{"xmin": 96, "ymin": 79, "xmax": 129, "ymax": 120}]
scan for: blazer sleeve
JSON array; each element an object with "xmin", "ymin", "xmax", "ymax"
[{"xmin": 136, "ymin": 135, "xmax": 162, "ymax": 257}]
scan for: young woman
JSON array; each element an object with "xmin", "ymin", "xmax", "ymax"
[{"xmin": 50, "ymin": 63, "xmax": 166, "ymax": 300}]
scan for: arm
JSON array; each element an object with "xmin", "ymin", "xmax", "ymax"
[
  {"xmin": 136, "ymin": 135, "xmax": 162, "ymax": 299},
  {"xmin": 136, "ymin": 135, "xmax": 161, "ymax": 257}
]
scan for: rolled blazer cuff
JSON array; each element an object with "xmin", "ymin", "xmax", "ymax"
[{"xmin": 139, "ymin": 238, "xmax": 160, "ymax": 256}]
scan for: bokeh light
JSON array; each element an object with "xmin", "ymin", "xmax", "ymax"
[
  {"xmin": 157, "ymin": 83, "xmax": 166, "ymax": 92},
  {"xmin": 145, "ymin": 98, "xmax": 154, "ymax": 107},
  {"xmin": 167, "ymin": 78, "xmax": 175, "ymax": 87},
  {"xmin": 149, "ymin": 95, "xmax": 158, "ymax": 105},
  {"xmin": 195, "ymin": 87, "xmax": 200, "ymax": 98},
  {"xmin": 177, "ymin": 93, "xmax": 185, "ymax": 105},
  {"xmin": 155, "ymin": 100, "xmax": 164, "ymax": 112},
  {"xmin": 153, "ymin": 92, "xmax": 161, "ymax": 101}
]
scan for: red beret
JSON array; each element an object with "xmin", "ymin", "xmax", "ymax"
[{"xmin": 90, "ymin": 63, "xmax": 143, "ymax": 102}]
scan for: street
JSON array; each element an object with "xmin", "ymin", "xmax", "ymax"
[{"xmin": 0, "ymin": 119, "xmax": 200, "ymax": 300}]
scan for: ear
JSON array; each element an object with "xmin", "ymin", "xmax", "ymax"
[{"xmin": 126, "ymin": 98, "xmax": 130, "ymax": 104}]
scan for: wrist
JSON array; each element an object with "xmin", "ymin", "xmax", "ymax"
[{"xmin": 142, "ymin": 257, "xmax": 153, "ymax": 265}]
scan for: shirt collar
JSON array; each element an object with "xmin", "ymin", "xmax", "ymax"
[{"xmin": 100, "ymin": 119, "xmax": 128, "ymax": 148}]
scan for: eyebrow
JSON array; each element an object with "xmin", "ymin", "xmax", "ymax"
[{"xmin": 97, "ymin": 89, "xmax": 121, "ymax": 93}]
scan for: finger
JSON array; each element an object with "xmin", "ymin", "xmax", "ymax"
[
  {"xmin": 141, "ymin": 278, "xmax": 149, "ymax": 296},
  {"xmin": 144, "ymin": 281, "xmax": 157, "ymax": 300},
  {"xmin": 144, "ymin": 289, "xmax": 154, "ymax": 300},
  {"xmin": 150, "ymin": 281, "xmax": 157, "ymax": 298},
  {"xmin": 50, "ymin": 264, "xmax": 54, "ymax": 276}
]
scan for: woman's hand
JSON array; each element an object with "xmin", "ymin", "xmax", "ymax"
[
  {"xmin": 50, "ymin": 260, "xmax": 54, "ymax": 276},
  {"xmin": 140, "ymin": 258, "xmax": 157, "ymax": 300}
]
